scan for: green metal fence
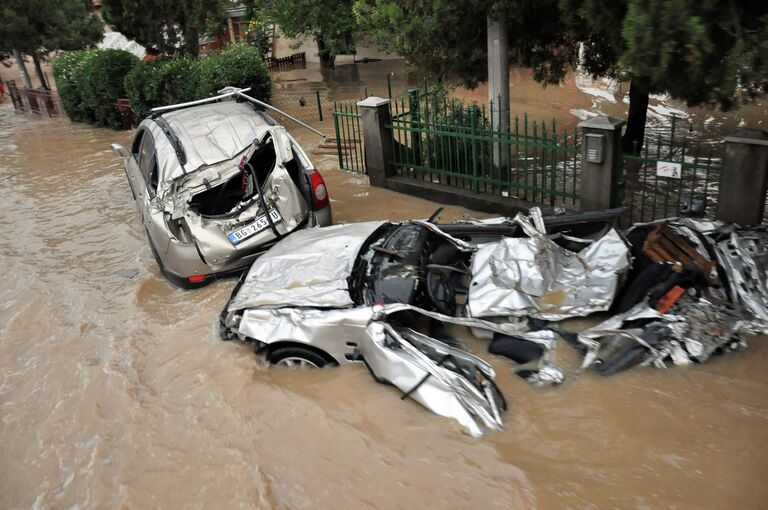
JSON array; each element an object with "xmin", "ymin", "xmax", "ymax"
[
  {"xmin": 388, "ymin": 90, "xmax": 582, "ymax": 210},
  {"xmin": 332, "ymin": 101, "xmax": 366, "ymax": 174},
  {"xmin": 328, "ymin": 87, "xmax": 743, "ymax": 222},
  {"xmin": 619, "ymin": 116, "xmax": 723, "ymax": 223}
]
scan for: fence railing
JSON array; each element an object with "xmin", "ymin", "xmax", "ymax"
[
  {"xmin": 268, "ymin": 52, "xmax": 306, "ymax": 71},
  {"xmin": 388, "ymin": 90, "xmax": 581, "ymax": 210},
  {"xmin": 6, "ymin": 81, "xmax": 64, "ymax": 117}
]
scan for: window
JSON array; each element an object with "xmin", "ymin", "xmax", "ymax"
[
  {"xmin": 138, "ymin": 132, "xmax": 159, "ymax": 194},
  {"xmin": 131, "ymin": 129, "xmax": 145, "ymax": 156}
]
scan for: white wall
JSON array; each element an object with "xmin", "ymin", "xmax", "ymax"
[{"xmin": 272, "ymin": 28, "xmax": 399, "ymax": 62}]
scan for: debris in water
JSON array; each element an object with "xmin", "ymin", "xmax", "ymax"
[{"xmin": 116, "ymin": 268, "xmax": 139, "ymax": 279}]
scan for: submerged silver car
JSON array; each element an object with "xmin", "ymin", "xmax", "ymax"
[
  {"xmin": 112, "ymin": 96, "xmax": 332, "ymax": 287},
  {"xmin": 218, "ymin": 209, "xmax": 627, "ymax": 436}
]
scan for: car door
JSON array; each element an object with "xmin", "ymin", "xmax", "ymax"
[
  {"xmin": 137, "ymin": 131, "xmax": 171, "ymax": 254},
  {"xmin": 125, "ymin": 129, "xmax": 146, "ymax": 217}
]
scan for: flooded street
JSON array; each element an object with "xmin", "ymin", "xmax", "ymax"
[{"xmin": 1, "ymin": 61, "xmax": 767, "ymax": 509}]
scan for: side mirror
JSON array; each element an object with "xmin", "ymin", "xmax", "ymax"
[{"xmin": 111, "ymin": 143, "xmax": 129, "ymax": 158}]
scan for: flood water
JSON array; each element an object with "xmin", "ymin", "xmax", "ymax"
[{"xmin": 1, "ymin": 62, "xmax": 767, "ymax": 509}]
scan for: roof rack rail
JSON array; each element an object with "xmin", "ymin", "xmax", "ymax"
[
  {"xmin": 149, "ymin": 86, "xmax": 326, "ymax": 138},
  {"xmin": 149, "ymin": 87, "xmax": 253, "ymax": 115},
  {"xmin": 217, "ymin": 86, "xmax": 325, "ymax": 138}
]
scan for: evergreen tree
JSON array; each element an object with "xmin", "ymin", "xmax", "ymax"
[
  {"xmin": 357, "ymin": 0, "xmax": 768, "ymax": 153},
  {"xmin": 0, "ymin": 0, "xmax": 102, "ymax": 89},
  {"xmin": 619, "ymin": 0, "xmax": 768, "ymax": 152},
  {"xmin": 101, "ymin": 0, "xmax": 225, "ymax": 57}
]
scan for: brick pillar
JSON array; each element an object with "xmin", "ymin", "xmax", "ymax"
[{"xmin": 716, "ymin": 128, "xmax": 768, "ymax": 226}]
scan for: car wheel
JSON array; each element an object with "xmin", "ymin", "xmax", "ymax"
[{"xmin": 267, "ymin": 346, "xmax": 330, "ymax": 368}]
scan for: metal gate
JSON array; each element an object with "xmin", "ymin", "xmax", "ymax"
[
  {"xmin": 619, "ymin": 117, "xmax": 722, "ymax": 223},
  {"xmin": 332, "ymin": 101, "xmax": 365, "ymax": 174}
]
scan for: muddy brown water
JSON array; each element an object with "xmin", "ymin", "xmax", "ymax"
[{"xmin": 1, "ymin": 72, "xmax": 767, "ymax": 509}]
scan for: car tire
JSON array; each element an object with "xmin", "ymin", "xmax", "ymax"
[{"xmin": 267, "ymin": 346, "xmax": 331, "ymax": 368}]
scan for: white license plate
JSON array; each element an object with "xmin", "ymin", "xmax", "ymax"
[{"xmin": 227, "ymin": 209, "xmax": 282, "ymax": 245}]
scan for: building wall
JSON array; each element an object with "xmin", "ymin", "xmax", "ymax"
[{"xmin": 272, "ymin": 28, "xmax": 399, "ymax": 63}]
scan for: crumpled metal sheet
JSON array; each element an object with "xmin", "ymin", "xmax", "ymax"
[
  {"xmin": 577, "ymin": 297, "xmax": 761, "ymax": 372},
  {"xmin": 409, "ymin": 220, "xmax": 478, "ymax": 252},
  {"xmin": 376, "ymin": 304, "xmax": 565, "ymax": 386},
  {"xmin": 467, "ymin": 212, "xmax": 630, "ymax": 320},
  {"xmin": 373, "ymin": 303, "xmax": 545, "ymax": 343},
  {"xmin": 360, "ymin": 322, "xmax": 504, "ymax": 438},
  {"xmin": 712, "ymin": 229, "xmax": 768, "ymax": 322},
  {"xmin": 162, "ymin": 101, "xmax": 274, "ymax": 182},
  {"xmin": 576, "ymin": 302, "xmax": 685, "ymax": 369},
  {"xmin": 185, "ymin": 163, "xmax": 309, "ymax": 271},
  {"xmin": 228, "ymin": 221, "xmax": 386, "ymax": 311}
]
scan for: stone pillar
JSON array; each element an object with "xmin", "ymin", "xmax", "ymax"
[
  {"xmin": 357, "ymin": 97, "xmax": 394, "ymax": 187},
  {"xmin": 578, "ymin": 116, "xmax": 625, "ymax": 211},
  {"xmin": 716, "ymin": 129, "xmax": 768, "ymax": 226}
]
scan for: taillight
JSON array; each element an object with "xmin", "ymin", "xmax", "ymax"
[
  {"xmin": 188, "ymin": 275, "xmax": 206, "ymax": 283},
  {"xmin": 308, "ymin": 170, "xmax": 329, "ymax": 211}
]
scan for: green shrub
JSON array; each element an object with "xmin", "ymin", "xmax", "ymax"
[
  {"xmin": 53, "ymin": 50, "xmax": 98, "ymax": 123},
  {"xmin": 56, "ymin": 45, "xmax": 271, "ymax": 128},
  {"xmin": 123, "ymin": 60, "xmax": 163, "ymax": 121},
  {"xmin": 124, "ymin": 57, "xmax": 202, "ymax": 120},
  {"xmin": 78, "ymin": 49, "xmax": 139, "ymax": 129},
  {"xmin": 198, "ymin": 44, "xmax": 272, "ymax": 101}
]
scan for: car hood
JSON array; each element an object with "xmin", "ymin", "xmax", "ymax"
[{"xmin": 227, "ymin": 221, "xmax": 387, "ymax": 311}]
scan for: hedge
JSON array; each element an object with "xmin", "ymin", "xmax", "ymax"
[
  {"xmin": 54, "ymin": 44, "xmax": 272, "ymax": 129},
  {"xmin": 125, "ymin": 57, "xmax": 202, "ymax": 119},
  {"xmin": 53, "ymin": 50, "xmax": 98, "ymax": 123},
  {"xmin": 124, "ymin": 45, "xmax": 272, "ymax": 121},
  {"xmin": 197, "ymin": 44, "xmax": 272, "ymax": 101},
  {"xmin": 77, "ymin": 49, "xmax": 139, "ymax": 129}
]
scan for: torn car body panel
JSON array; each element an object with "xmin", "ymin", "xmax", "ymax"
[
  {"xmin": 467, "ymin": 213, "xmax": 630, "ymax": 320},
  {"xmin": 712, "ymin": 229, "xmax": 768, "ymax": 322},
  {"xmin": 361, "ymin": 322, "xmax": 504, "ymax": 438},
  {"xmin": 575, "ymin": 221, "xmax": 768, "ymax": 376}
]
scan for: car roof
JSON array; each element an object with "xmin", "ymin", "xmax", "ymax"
[{"xmin": 159, "ymin": 101, "xmax": 274, "ymax": 173}]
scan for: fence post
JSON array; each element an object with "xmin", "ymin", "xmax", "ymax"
[
  {"xmin": 407, "ymin": 88, "xmax": 422, "ymax": 164},
  {"xmin": 315, "ymin": 90, "xmax": 323, "ymax": 122},
  {"xmin": 357, "ymin": 97, "xmax": 394, "ymax": 187},
  {"xmin": 577, "ymin": 116, "xmax": 625, "ymax": 211},
  {"xmin": 716, "ymin": 128, "xmax": 768, "ymax": 226}
]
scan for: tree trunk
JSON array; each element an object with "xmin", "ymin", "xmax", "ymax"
[
  {"xmin": 13, "ymin": 50, "xmax": 33, "ymax": 89},
  {"xmin": 316, "ymin": 37, "xmax": 334, "ymax": 68},
  {"xmin": 185, "ymin": 26, "xmax": 200, "ymax": 57},
  {"xmin": 32, "ymin": 54, "xmax": 49, "ymax": 90},
  {"xmin": 621, "ymin": 80, "xmax": 649, "ymax": 154}
]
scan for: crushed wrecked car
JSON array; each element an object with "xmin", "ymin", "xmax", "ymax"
[
  {"xmin": 219, "ymin": 209, "xmax": 627, "ymax": 435},
  {"xmin": 111, "ymin": 90, "xmax": 332, "ymax": 287},
  {"xmin": 217, "ymin": 206, "xmax": 766, "ymax": 436}
]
